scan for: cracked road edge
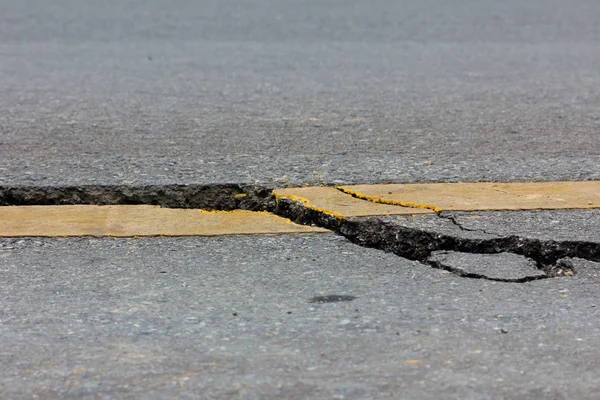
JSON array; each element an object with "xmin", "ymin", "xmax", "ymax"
[
  {"xmin": 1, "ymin": 183, "xmax": 598, "ymax": 281},
  {"xmin": 273, "ymin": 187, "xmax": 599, "ymax": 281}
]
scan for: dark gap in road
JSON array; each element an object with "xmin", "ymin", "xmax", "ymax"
[
  {"xmin": 0, "ymin": 184, "xmax": 275, "ymax": 211},
  {"xmin": 337, "ymin": 218, "xmax": 598, "ymax": 278},
  {"xmin": 1, "ymin": 184, "xmax": 598, "ymax": 281},
  {"xmin": 426, "ymin": 258, "xmax": 547, "ymax": 283},
  {"xmin": 274, "ymin": 194, "xmax": 598, "ymax": 281}
]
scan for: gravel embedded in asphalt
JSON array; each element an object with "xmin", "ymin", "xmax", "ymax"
[{"xmin": 1, "ymin": 235, "xmax": 599, "ymax": 398}]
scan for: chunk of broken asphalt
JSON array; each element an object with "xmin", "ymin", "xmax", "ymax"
[
  {"xmin": 427, "ymin": 251, "xmax": 547, "ymax": 282},
  {"xmin": 547, "ymin": 258, "xmax": 576, "ymax": 277},
  {"xmin": 556, "ymin": 257, "xmax": 600, "ymax": 280}
]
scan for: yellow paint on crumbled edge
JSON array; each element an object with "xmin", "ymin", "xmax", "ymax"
[
  {"xmin": 335, "ymin": 186, "xmax": 441, "ymax": 213},
  {"xmin": 273, "ymin": 192, "xmax": 344, "ymax": 222},
  {"xmin": 234, "ymin": 193, "xmax": 247, "ymax": 199},
  {"xmin": 199, "ymin": 209, "xmax": 232, "ymax": 215}
]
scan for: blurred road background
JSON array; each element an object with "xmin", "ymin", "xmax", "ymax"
[
  {"xmin": 1, "ymin": 1, "xmax": 599, "ymax": 398},
  {"xmin": 2, "ymin": 0, "xmax": 599, "ymax": 186}
]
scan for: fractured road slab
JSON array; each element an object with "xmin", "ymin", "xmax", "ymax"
[
  {"xmin": 275, "ymin": 182, "xmax": 600, "ymax": 225},
  {"xmin": 273, "ymin": 186, "xmax": 431, "ymax": 218},
  {"xmin": 274, "ymin": 184, "xmax": 600, "ymax": 270},
  {"xmin": 3, "ymin": 0, "xmax": 600, "ymax": 397}
]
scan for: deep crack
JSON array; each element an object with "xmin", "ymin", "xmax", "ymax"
[
  {"xmin": 274, "ymin": 194, "xmax": 599, "ymax": 281},
  {"xmin": 1, "ymin": 184, "xmax": 598, "ymax": 282},
  {"xmin": 335, "ymin": 216, "xmax": 599, "ymax": 278},
  {"xmin": 0, "ymin": 184, "xmax": 276, "ymax": 211}
]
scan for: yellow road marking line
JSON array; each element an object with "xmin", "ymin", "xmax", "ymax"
[
  {"xmin": 2, "ymin": 181, "xmax": 597, "ymax": 237},
  {"xmin": 338, "ymin": 181, "xmax": 600, "ymax": 212},
  {"xmin": 0, "ymin": 205, "xmax": 328, "ymax": 237}
]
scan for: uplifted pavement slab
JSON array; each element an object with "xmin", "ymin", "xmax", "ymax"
[
  {"xmin": 271, "ymin": 185, "xmax": 599, "ymax": 278},
  {"xmin": 428, "ymin": 251, "xmax": 546, "ymax": 282},
  {"xmin": 274, "ymin": 186, "xmax": 432, "ymax": 219},
  {"xmin": 278, "ymin": 182, "xmax": 600, "ymax": 216},
  {"xmin": 1, "ymin": 235, "xmax": 600, "ymax": 399},
  {"xmin": 338, "ymin": 181, "xmax": 600, "ymax": 212}
]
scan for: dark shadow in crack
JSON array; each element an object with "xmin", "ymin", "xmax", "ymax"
[{"xmin": 2, "ymin": 184, "xmax": 598, "ymax": 282}]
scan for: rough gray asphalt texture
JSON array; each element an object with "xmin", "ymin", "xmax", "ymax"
[
  {"xmin": 2, "ymin": 0, "xmax": 600, "ymax": 186},
  {"xmin": 427, "ymin": 251, "xmax": 546, "ymax": 281},
  {"xmin": 1, "ymin": 235, "xmax": 600, "ymax": 399},
  {"xmin": 567, "ymin": 258, "xmax": 600, "ymax": 280},
  {"xmin": 447, "ymin": 210, "xmax": 600, "ymax": 242},
  {"xmin": 2, "ymin": 1, "xmax": 600, "ymax": 398}
]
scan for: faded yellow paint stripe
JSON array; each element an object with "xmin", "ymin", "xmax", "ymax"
[
  {"xmin": 339, "ymin": 181, "xmax": 600, "ymax": 212},
  {"xmin": 273, "ymin": 186, "xmax": 433, "ymax": 218},
  {"xmin": 0, "ymin": 205, "xmax": 328, "ymax": 237}
]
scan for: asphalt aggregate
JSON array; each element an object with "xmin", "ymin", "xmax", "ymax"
[
  {"xmin": 1, "ymin": 0, "xmax": 599, "ymax": 398},
  {"xmin": 1, "ymin": 235, "xmax": 599, "ymax": 399}
]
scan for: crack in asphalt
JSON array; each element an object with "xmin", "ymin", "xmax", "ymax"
[
  {"xmin": 1, "ymin": 184, "xmax": 597, "ymax": 282},
  {"xmin": 426, "ymin": 258, "xmax": 548, "ymax": 283},
  {"xmin": 335, "ymin": 185, "xmax": 441, "ymax": 212},
  {"xmin": 0, "ymin": 184, "xmax": 275, "ymax": 211},
  {"xmin": 437, "ymin": 212, "xmax": 498, "ymax": 236},
  {"xmin": 273, "ymin": 191, "xmax": 599, "ymax": 281}
]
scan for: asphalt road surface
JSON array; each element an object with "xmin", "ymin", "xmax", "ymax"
[
  {"xmin": 1, "ymin": 1, "xmax": 600, "ymax": 399},
  {"xmin": 2, "ymin": 0, "xmax": 599, "ymax": 186}
]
